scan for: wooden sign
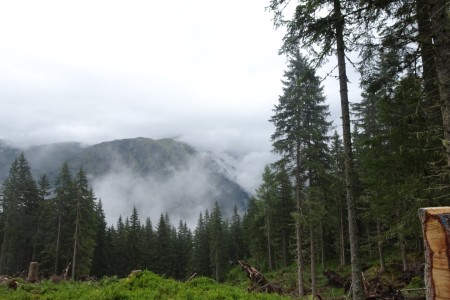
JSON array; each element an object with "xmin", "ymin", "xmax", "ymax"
[{"xmin": 419, "ymin": 207, "xmax": 450, "ymax": 300}]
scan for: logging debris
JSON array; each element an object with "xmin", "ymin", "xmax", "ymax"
[{"xmin": 237, "ymin": 260, "xmax": 282, "ymax": 294}]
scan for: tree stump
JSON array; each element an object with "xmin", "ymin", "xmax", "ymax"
[
  {"xmin": 27, "ymin": 261, "xmax": 39, "ymax": 283},
  {"xmin": 419, "ymin": 207, "xmax": 450, "ymax": 300}
]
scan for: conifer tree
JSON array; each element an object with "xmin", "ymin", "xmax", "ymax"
[
  {"xmin": 52, "ymin": 162, "xmax": 74, "ymax": 275},
  {"xmin": 155, "ymin": 213, "xmax": 173, "ymax": 275},
  {"xmin": 270, "ymin": 50, "xmax": 330, "ymax": 296},
  {"xmin": 110, "ymin": 216, "xmax": 128, "ymax": 276},
  {"xmin": 268, "ymin": 1, "xmax": 367, "ymax": 296},
  {"xmin": 0, "ymin": 153, "xmax": 39, "ymax": 274},
  {"xmin": 174, "ymin": 220, "xmax": 192, "ymax": 279},
  {"xmin": 142, "ymin": 217, "xmax": 156, "ymax": 272},
  {"xmin": 255, "ymin": 166, "xmax": 278, "ymax": 270},
  {"xmin": 189, "ymin": 212, "xmax": 211, "ymax": 276},
  {"xmin": 273, "ymin": 166, "xmax": 294, "ymax": 268},
  {"xmin": 242, "ymin": 198, "xmax": 266, "ymax": 270},
  {"xmin": 209, "ymin": 203, "xmax": 225, "ymax": 281},
  {"xmin": 91, "ymin": 199, "xmax": 110, "ymax": 277},
  {"xmin": 71, "ymin": 168, "xmax": 97, "ymax": 279},
  {"xmin": 32, "ymin": 175, "xmax": 53, "ymax": 273},
  {"xmin": 228, "ymin": 206, "xmax": 245, "ymax": 263},
  {"xmin": 127, "ymin": 206, "xmax": 142, "ymax": 272}
]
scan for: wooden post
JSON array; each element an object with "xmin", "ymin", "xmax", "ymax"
[
  {"xmin": 419, "ymin": 207, "xmax": 450, "ymax": 300},
  {"xmin": 27, "ymin": 262, "xmax": 39, "ymax": 283}
]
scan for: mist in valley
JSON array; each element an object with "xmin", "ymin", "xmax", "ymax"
[{"xmin": 89, "ymin": 148, "xmax": 255, "ymax": 228}]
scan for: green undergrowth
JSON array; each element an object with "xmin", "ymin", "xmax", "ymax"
[
  {"xmin": 0, "ymin": 270, "xmax": 290, "ymax": 300},
  {"xmin": 1, "ymin": 251, "xmax": 425, "ymax": 300}
]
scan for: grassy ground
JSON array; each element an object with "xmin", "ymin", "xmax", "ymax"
[
  {"xmin": 0, "ymin": 270, "xmax": 291, "ymax": 300},
  {"xmin": 0, "ymin": 251, "xmax": 425, "ymax": 299}
]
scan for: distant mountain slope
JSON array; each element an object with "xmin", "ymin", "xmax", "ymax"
[
  {"xmin": 67, "ymin": 137, "xmax": 196, "ymax": 178},
  {"xmin": 0, "ymin": 138, "xmax": 249, "ymax": 226}
]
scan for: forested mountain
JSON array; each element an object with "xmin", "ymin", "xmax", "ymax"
[
  {"xmin": 0, "ymin": 138, "xmax": 249, "ymax": 223},
  {"xmin": 0, "ymin": 138, "xmax": 251, "ymax": 280}
]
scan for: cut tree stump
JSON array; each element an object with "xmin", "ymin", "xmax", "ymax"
[
  {"xmin": 419, "ymin": 207, "xmax": 450, "ymax": 300},
  {"xmin": 27, "ymin": 262, "xmax": 39, "ymax": 283}
]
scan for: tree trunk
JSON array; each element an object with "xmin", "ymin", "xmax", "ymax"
[
  {"xmin": 310, "ymin": 224, "xmax": 317, "ymax": 298},
  {"xmin": 429, "ymin": 0, "xmax": 450, "ymax": 167},
  {"xmin": 282, "ymin": 228, "xmax": 289, "ymax": 268},
  {"xmin": 295, "ymin": 144, "xmax": 304, "ymax": 297},
  {"xmin": 54, "ymin": 214, "xmax": 61, "ymax": 275},
  {"xmin": 72, "ymin": 203, "xmax": 80, "ymax": 280},
  {"xmin": 399, "ymin": 232, "xmax": 408, "ymax": 272},
  {"xmin": 267, "ymin": 210, "xmax": 273, "ymax": 271},
  {"xmin": 215, "ymin": 252, "xmax": 219, "ymax": 281},
  {"xmin": 320, "ymin": 221, "xmax": 324, "ymax": 270},
  {"xmin": 416, "ymin": 0, "xmax": 440, "ymax": 110},
  {"xmin": 333, "ymin": 0, "xmax": 364, "ymax": 298},
  {"xmin": 339, "ymin": 205, "xmax": 346, "ymax": 266},
  {"xmin": 376, "ymin": 218, "xmax": 385, "ymax": 273},
  {"xmin": 0, "ymin": 214, "xmax": 10, "ymax": 274}
]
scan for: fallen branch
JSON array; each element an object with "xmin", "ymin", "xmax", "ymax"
[{"xmin": 237, "ymin": 260, "xmax": 282, "ymax": 294}]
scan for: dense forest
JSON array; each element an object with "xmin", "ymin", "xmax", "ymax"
[
  {"xmin": 1, "ymin": 0, "xmax": 449, "ymax": 299},
  {"xmin": 0, "ymin": 154, "xmax": 248, "ymax": 282}
]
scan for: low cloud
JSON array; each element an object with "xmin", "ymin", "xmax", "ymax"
[{"xmin": 91, "ymin": 150, "xmax": 250, "ymax": 229}]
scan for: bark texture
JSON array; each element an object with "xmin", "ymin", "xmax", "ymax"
[{"xmin": 429, "ymin": 0, "xmax": 450, "ymax": 166}]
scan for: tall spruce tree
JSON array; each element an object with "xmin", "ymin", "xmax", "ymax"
[
  {"xmin": 174, "ymin": 220, "xmax": 192, "ymax": 279},
  {"xmin": 255, "ymin": 166, "xmax": 278, "ymax": 271},
  {"xmin": 52, "ymin": 163, "xmax": 74, "ymax": 275},
  {"xmin": 127, "ymin": 206, "xmax": 142, "ymax": 272},
  {"xmin": 268, "ymin": 1, "xmax": 366, "ymax": 297},
  {"xmin": 273, "ymin": 165, "xmax": 294, "ymax": 268},
  {"xmin": 155, "ymin": 213, "xmax": 173, "ymax": 275},
  {"xmin": 142, "ymin": 217, "xmax": 156, "ymax": 272},
  {"xmin": 91, "ymin": 199, "xmax": 110, "ymax": 277},
  {"xmin": 32, "ymin": 175, "xmax": 53, "ymax": 273},
  {"xmin": 242, "ymin": 197, "xmax": 266, "ymax": 270},
  {"xmin": 270, "ymin": 50, "xmax": 330, "ymax": 296},
  {"xmin": 112, "ymin": 216, "xmax": 128, "ymax": 276},
  {"xmin": 209, "ymin": 203, "xmax": 226, "ymax": 281},
  {"xmin": 189, "ymin": 212, "xmax": 211, "ymax": 276},
  {"xmin": 71, "ymin": 168, "xmax": 97, "ymax": 279},
  {"xmin": 228, "ymin": 206, "xmax": 245, "ymax": 263}
]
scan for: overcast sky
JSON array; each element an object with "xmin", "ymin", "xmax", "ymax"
[{"xmin": 0, "ymin": 0, "xmax": 360, "ymax": 193}]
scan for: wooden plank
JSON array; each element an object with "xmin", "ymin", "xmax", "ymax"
[{"xmin": 419, "ymin": 207, "xmax": 450, "ymax": 300}]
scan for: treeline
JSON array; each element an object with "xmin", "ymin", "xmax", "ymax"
[
  {"xmin": 98, "ymin": 203, "xmax": 247, "ymax": 281},
  {"xmin": 0, "ymin": 154, "xmax": 99, "ymax": 279},
  {"xmin": 0, "ymin": 153, "xmax": 251, "ymax": 281}
]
